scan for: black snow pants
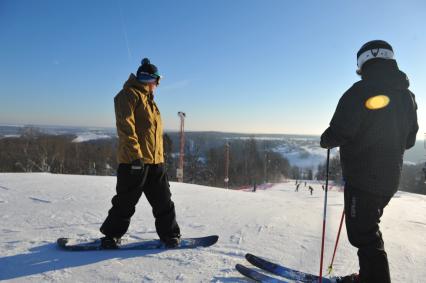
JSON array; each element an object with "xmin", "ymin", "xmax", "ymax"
[
  {"xmin": 100, "ymin": 163, "xmax": 180, "ymax": 241},
  {"xmin": 344, "ymin": 183, "xmax": 392, "ymax": 283}
]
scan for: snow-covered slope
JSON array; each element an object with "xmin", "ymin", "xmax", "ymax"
[{"xmin": 0, "ymin": 173, "xmax": 425, "ymax": 282}]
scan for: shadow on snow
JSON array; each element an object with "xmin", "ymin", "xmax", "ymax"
[{"xmin": 0, "ymin": 242, "xmax": 164, "ymax": 280}]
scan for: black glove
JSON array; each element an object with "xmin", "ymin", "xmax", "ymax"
[
  {"xmin": 320, "ymin": 127, "xmax": 340, "ymax": 149},
  {"xmin": 130, "ymin": 159, "xmax": 144, "ymax": 175},
  {"xmin": 320, "ymin": 136, "xmax": 332, "ymax": 149}
]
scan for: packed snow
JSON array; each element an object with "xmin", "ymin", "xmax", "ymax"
[{"xmin": 0, "ymin": 173, "xmax": 425, "ymax": 282}]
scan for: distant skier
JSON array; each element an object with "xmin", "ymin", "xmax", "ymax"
[
  {"xmin": 304, "ymin": 181, "xmax": 307, "ymax": 187},
  {"xmin": 321, "ymin": 185, "xmax": 325, "ymax": 191},
  {"xmin": 321, "ymin": 40, "xmax": 418, "ymax": 283},
  {"xmin": 295, "ymin": 183, "xmax": 300, "ymax": 192},
  {"xmin": 100, "ymin": 58, "xmax": 181, "ymax": 249},
  {"xmin": 308, "ymin": 186, "xmax": 313, "ymax": 195}
]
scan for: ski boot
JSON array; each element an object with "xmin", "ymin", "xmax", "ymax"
[
  {"xmin": 335, "ymin": 273, "xmax": 360, "ymax": 283},
  {"xmin": 100, "ymin": 236, "xmax": 121, "ymax": 249},
  {"xmin": 161, "ymin": 236, "xmax": 181, "ymax": 248}
]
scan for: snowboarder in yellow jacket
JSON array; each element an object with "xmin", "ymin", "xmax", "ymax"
[{"xmin": 100, "ymin": 58, "xmax": 180, "ymax": 249}]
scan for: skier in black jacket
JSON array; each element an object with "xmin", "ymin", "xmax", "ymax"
[{"xmin": 321, "ymin": 40, "xmax": 418, "ymax": 283}]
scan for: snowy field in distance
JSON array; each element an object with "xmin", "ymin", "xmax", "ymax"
[
  {"xmin": 71, "ymin": 133, "xmax": 112, "ymax": 143},
  {"xmin": 0, "ymin": 173, "xmax": 425, "ymax": 282}
]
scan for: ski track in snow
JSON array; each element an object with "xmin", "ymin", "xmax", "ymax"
[
  {"xmin": 2, "ymin": 229, "xmax": 20, "ymax": 234},
  {"xmin": 230, "ymin": 231, "xmax": 244, "ymax": 245},
  {"xmin": 0, "ymin": 173, "xmax": 425, "ymax": 282},
  {"xmin": 28, "ymin": 196, "xmax": 52, "ymax": 203},
  {"xmin": 407, "ymin": 220, "xmax": 426, "ymax": 226}
]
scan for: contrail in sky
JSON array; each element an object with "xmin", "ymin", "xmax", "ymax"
[{"xmin": 117, "ymin": 0, "xmax": 132, "ymax": 61}]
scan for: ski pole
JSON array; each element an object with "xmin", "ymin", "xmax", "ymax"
[
  {"xmin": 327, "ymin": 209, "xmax": 345, "ymax": 275},
  {"xmin": 319, "ymin": 148, "xmax": 330, "ymax": 283}
]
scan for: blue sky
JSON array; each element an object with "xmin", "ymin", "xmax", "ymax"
[{"xmin": 0, "ymin": 0, "xmax": 424, "ymax": 138}]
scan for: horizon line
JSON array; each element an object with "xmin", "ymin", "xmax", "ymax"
[
  {"xmin": 0, "ymin": 123, "xmax": 321, "ymax": 137},
  {"xmin": 1, "ymin": 123, "xmax": 424, "ymax": 140}
]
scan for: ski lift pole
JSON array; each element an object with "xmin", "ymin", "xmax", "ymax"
[
  {"xmin": 319, "ymin": 148, "xmax": 331, "ymax": 283},
  {"xmin": 327, "ymin": 209, "xmax": 345, "ymax": 275}
]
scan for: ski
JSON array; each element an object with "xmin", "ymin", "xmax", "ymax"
[
  {"xmin": 57, "ymin": 235, "xmax": 218, "ymax": 251},
  {"xmin": 245, "ymin": 253, "xmax": 337, "ymax": 283},
  {"xmin": 236, "ymin": 264, "xmax": 289, "ymax": 283}
]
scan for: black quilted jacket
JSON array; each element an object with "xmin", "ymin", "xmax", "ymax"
[{"xmin": 321, "ymin": 60, "xmax": 418, "ymax": 196}]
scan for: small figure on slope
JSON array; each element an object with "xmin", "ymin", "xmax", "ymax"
[{"xmin": 295, "ymin": 183, "xmax": 300, "ymax": 192}]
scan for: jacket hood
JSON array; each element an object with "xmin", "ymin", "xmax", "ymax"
[
  {"xmin": 123, "ymin": 74, "xmax": 152, "ymax": 97},
  {"xmin": 361, "ymin": 59, "xmax": 410, "ymax": 89}
]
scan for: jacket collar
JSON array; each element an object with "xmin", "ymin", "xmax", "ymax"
[
  {"xmin": 361, "ymin": 60, "xmax": 409, "ymax": 89},
  {"xmin": 124, "ymin": 74, "xmax": 153, "ymax": 99}
]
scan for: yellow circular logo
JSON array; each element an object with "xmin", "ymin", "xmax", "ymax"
[{"xmin": 365, "ymin": 95, "xmax": 390, "ymax": 110}]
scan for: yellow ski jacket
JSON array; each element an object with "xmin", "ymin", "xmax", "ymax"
[{"xmin": 114, "ymin": 74, "xmax": 164, "ymax": 164}]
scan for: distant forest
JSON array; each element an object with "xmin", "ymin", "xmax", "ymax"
[
  {"xmin": 0, "ymin": 127, "xmax": 425, "ymax": 195},
  {"xmin": 316, "ymin": 154, "xmax": 426, "ymax": 195}
]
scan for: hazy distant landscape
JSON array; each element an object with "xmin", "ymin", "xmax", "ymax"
[
  {"xmin": 1, "ymin": 124, "xmax": 424, "ymax": 195},
  {"xmin": 1, "ymin": 125, "xmax": 423, "ymax": 165}
]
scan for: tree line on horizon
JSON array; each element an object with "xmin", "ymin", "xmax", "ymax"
[
  {"xmin": 0, "ymin": 128, "xmax": 304, "ymax": 188},
  {"xmin": 0, "ymin": 127, "xmax": 424, "ymax": 195},
  {"xmin": 315, "ymin": 154, "xmax": 426, "ymax": 195}
]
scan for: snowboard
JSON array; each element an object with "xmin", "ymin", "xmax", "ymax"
[{"xmin": 57, "ymin": 235, "xmax": 218, "ymax": 251}]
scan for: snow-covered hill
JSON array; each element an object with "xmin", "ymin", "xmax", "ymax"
[{"xmin": 0, "ymin": 173, "xmax": 425, "ymax": 282}]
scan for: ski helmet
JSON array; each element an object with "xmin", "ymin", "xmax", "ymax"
[
  {"xmin": 137, "ymin": 58, "xmax": 162, "ymax": 85},
  {"xmin": 356, "ymin": 40, "xmax": 394, "ymax": 71}
]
